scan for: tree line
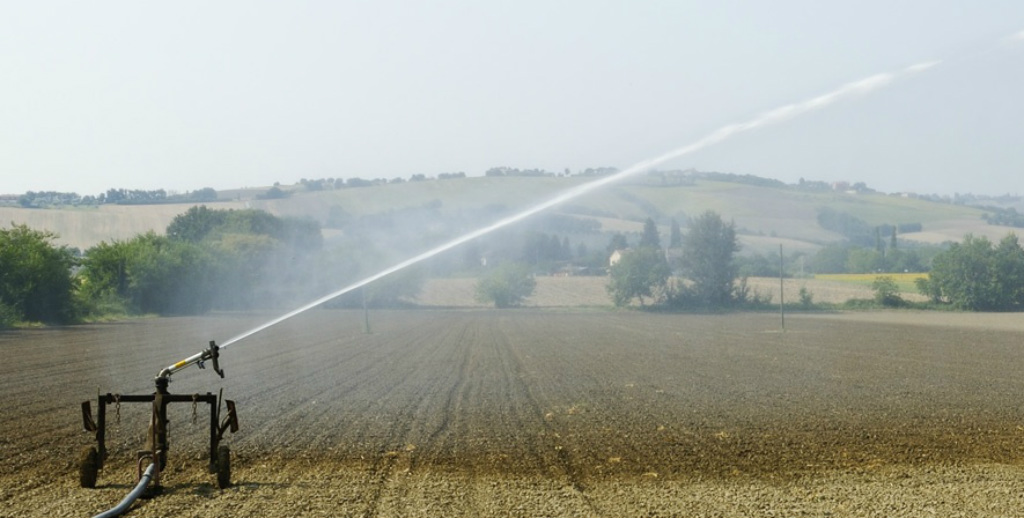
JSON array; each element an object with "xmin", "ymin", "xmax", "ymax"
[
  {"xmin": 598, "ymin": 212, "xmax": 1024, "ymax": 312},
  {"xmin": 6, "ymin": 206, "xmax": 1024, "ymax": 328},
  {"xmin": 0, "ymin": 206, "xmax": 426, "ymax": 328},
  {"xmin": 605, "ymin": 212, "xmax": 748, "ymax": 309},
  {"xmin": 476, "ymin": 212, "xmax": 1024, "ymax": 312},
  {"xmin": 15, "ymin": 188, "xmax": 219, "ymax": 208},
  {"xmin": 916, "ymin": 234, "xmax": 1024, "ymax": 310}
]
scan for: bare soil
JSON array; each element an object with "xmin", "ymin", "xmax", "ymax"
[{"xmin": 3, "ymin": 309, "xmax": 1024, "ymax": 517}]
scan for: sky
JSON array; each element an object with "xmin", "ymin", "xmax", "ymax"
[{"xmin": 2, "ymin": 1, "xmax": 1023, "ymax": 197}]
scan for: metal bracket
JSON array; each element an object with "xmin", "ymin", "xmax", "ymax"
[
  {"xmin": 218, "ymin": 400, "xmax": 239, "ymax": 439},
  {"xmin": 202, "ymin": 341, "xmax": 224, "ymax": 378},
  {"xmin": 81, "ymin": 401, "xmax": 97, "ymax": 432}
]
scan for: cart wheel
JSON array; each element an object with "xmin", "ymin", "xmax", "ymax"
[
  {"xmin": 216, "ymin": 445, "xmax": 231, "ymax": 489},
  {"xmin": 79, "ymin": 447, "xmax": 99, "ymax": 488}
]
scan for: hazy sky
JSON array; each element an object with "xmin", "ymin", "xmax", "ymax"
[{"xmin": 3, "ymin": 1, "xmax": 1023, "ymax": 196}]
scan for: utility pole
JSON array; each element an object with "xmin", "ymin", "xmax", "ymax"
[
  {"xmin": 779, "ymin": 244, "xmax": 785, "ymax": 331},
  {"xmin": 362, "ymin": 287, "xmax": 371, "ymax": 334}
]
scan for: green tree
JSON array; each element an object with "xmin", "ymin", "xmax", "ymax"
[
  {"xmin": 166, "ymin": 205, "xmax": 227, "ymax": 242},
  {"xmin": 885, "ymin": 248, "xmax": 925, "ymax": 273},
  {"xmin": 80, "ymin": 207, "xmax": 327, "ymax": 315},
  {"xmin": 872, "ymin": 276, "xmax": 904, "ymax": 307},
  {"xmin": 798, "ymin": 286, "xmax": 815, "ymax": 309},
  {"xmin": 639, "ymin": 218, "xmax": 661, "ymax": 249},
  {"xmin": 136, "ymin": 233, "xmax": 218, "ymax": 313},
  {"xmin": 207, "ymin": 233, "xmax": 281, "ymax": 309},
  {"xmin": 169, "ymin": 207, "xmax": 322, "ymax": 252},
  {"xmin": 992, "ymin": 234, "xmax": 1024, "ymax": 307},
  {"xmin": 0, "ymin": 224, "xmax": 78, "ymax": 323},
  {"xmin": 926, "ymin": 233, "xmax": 1024, "ymax": 311},
  {"xmin": 606, "ymin": 247, "xmax": 670, "ymax": 307},
  {"xmin": 576, "ymin": 242, "xmax": 588, "ymax": 262},
  {"xmin": 474, "ymin": 263, "xmax": 536, "ymax": 308},
  {"xmin": 606, "ymin": 233, "xmax": 628, "ymax": 255},
  {"xmin": 259, "ymin": 186, "xmax": 290, "ymax": 199},
  {"xmin": 816, "ymin": 207, "xmax": 873, "ymax": 244},
  {"xmin": 669, "ymin": 218, "xmax": 683, "ymax": 248},
  {"xmin": 0, "ymin": 299, "xmax": 17, "ymax": 329},
  {"xmin": 737, "ymin": 252, "xmax": 778, "ymax": 277},
  {"xmin": 812, "ymin": 244, "xmax": 851, "ymax": 274},
  {"xmin": 915, "ymin": 275, "xmax": 943, "ymax": 304},
  {"xmin": 81, "ymin": 232, "xmax": 218, "ymax": 315},
  {"xmin": 522, "ymin": 231, "xmax": 560, "ymax": 266},
  {"xmin": 846, "ymin": 248, "xmax": 883, "ymax": 274},
  {"xmin": 78, "ymin": 239, "xmax": 134, "ymax": 314},
  {"xmin": 276, "ymin": 216, "xmax": 323, "ymax": 252},
  {"xmin": 929, "ymin": 234, "xmax": 998, "ymax": 310},
  {"xmin": 125, "ymin": 233, "xmax": 218, "ymax": 315},
  {"xmin": 677, "ymin": 211, "xmax": 740, "ymax": 307}
]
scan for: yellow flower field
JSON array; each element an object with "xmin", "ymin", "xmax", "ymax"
[{"xmin": 815, "ymin": 273, "xmax": 928, "ymax": 292}]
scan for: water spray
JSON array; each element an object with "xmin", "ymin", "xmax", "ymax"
[
  {"xmin": 206, "ymin": 58, "xmax": 942, "ymax": 350},
  {"xmin": 78, "ymin": 30, "xmax": 1024, "ymax": 515}
]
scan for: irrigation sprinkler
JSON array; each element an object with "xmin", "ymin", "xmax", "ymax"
[
  {"xmin": 80, "ymin": 340, "xmax": 239, "ymax": 502},
  {"xmin": 72, "ymin": 45, "xmax": 970, "ymax": 515}
]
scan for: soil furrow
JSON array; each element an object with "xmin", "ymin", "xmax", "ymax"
[{"xmin": 7, "ymin": 310, "xmax": 1024, "ymax": 517}]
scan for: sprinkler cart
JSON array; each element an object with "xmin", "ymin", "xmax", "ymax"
[{"xmin": 79, "ymin": 341, "xmax": 239, "ymax": 504}]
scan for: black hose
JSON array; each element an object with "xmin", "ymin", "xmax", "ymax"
[{"xmin": 90, "ymin": 462, "xmax": 156, "ymax": 518}]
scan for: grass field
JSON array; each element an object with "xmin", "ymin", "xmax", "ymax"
[{"xmin": 0, "ymin": 201, "xmax": 246, "ymax": 250}]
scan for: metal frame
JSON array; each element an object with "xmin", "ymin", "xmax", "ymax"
[
  {"xmin": 81, "ymin": 340, "xmax": 239, "ymax": 498},
  {"xmin": 81, "ymin": 388, "xmax": 238, "ymax": 481}
]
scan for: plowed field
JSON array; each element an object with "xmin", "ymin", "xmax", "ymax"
[{"xmin": 3, "ymin": 309, "xmax": 1024, "ymax": 517}]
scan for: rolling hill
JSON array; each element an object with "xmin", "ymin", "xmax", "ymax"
[{"xmin": 0, "ymin": 174, "xmax": 1010, "ymax": 255}]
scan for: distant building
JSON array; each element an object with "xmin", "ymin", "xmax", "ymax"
[
  {"xmin": 612, "ymin": 247, "xmax": 681, "ymax": 268},
  {"xmin": 609, "ymin": 248, "xmax": 629, "ymax": 267}
]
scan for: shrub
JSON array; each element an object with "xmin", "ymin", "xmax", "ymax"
[
  {"xmin": 0, "ymin": 299, "xmax": 19, "ymax": 329},
  {"xmin": 798, "ymin": 286, "xmax": 814, "ymax": 309},
  {"xmin": 475, "ymin": 263, "xmax": 536, "ymax": 308},
  {"xmin": 733, "ymin": 276, "xmax": 773, "ymax": 308},
  {"xmin": 872, "ymin": 276, "xmax": 905, "ymax": 307},
  {"xmin": 607, "ymin": 247, "xmax": 670, "ymax": 307},
  {"xmin": 0, "ymin": 224, "xmax": 78, "ymax": 323}
]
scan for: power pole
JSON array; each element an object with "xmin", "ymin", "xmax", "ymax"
[
  {"xmin": 779, "ymin": 244, "xmax": 785, "ymax": 331},
  {"xmin": 362, "ymin": 287, "xmax": 372, "ymax": 334}
]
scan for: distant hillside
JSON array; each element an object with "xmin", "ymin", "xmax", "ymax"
[
  {"xmin": 0, "ymin": 201, "xmax": 246, "ymax": 250},
  {"xmin": 0, "ymin": 174, "xmax": 1010, "ymax": 255}
]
